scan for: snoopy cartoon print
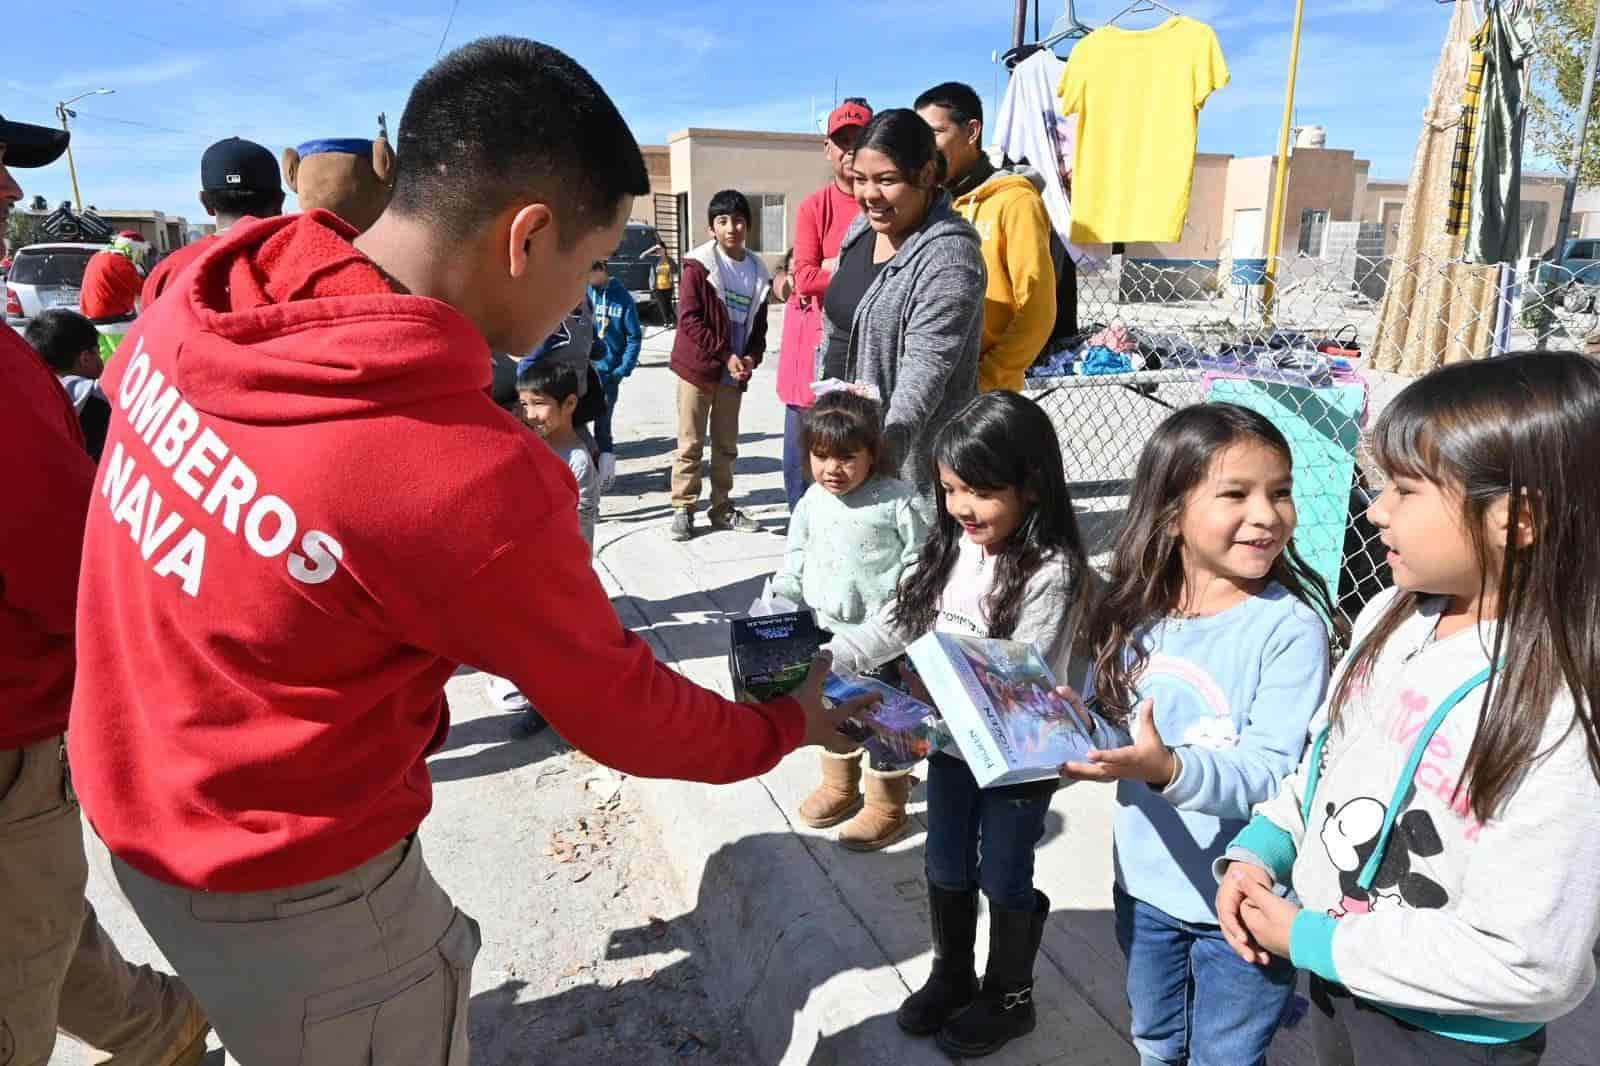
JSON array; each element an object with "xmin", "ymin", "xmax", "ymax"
[{"xmin": 1319, "ymin": 795, "xmax": 1449, "ymax": 917}]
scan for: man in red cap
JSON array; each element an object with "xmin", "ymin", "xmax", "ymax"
[
  {"xmin": 0, "ymin": 110, "xmax": 210, "ymax": 1066},
  {"xmin": 775, "ymin": 98, "xmax": 871, "ymax": 512}
]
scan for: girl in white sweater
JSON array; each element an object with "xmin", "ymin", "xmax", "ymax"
[
  {"xmin": 1217, "ymin": 352, "xmax": 1600, "ymax": 1066},
  {"xmin": 827, "ymin": 391, "xmax": 1095, "ymax": 1058}
]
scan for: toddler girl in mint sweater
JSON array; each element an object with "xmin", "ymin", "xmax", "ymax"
[{"xmin": 773, "ymin": 389, "xmax": 927, "ymax": 850}]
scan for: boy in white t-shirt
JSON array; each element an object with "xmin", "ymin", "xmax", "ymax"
[
  {"xmin": 666, "ymin": 189, "xmax": 773, "ymax": 541},
  {"xmin": 484, "ymin": 359, "xmax": 600, "ymax": 736}
]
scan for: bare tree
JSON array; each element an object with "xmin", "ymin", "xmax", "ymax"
[{"xmin": 1529, "ymin": 0, "xmax": 1600, "ymax": 186}]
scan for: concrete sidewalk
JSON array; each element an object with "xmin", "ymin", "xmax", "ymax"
[
  {"xmin": 594, "ymin": 327, "xmax": 1189, "ymax": 1066},
  {"xmin": 598, "ymin": 319, "xmax": 1597, "ymax": 1066}
]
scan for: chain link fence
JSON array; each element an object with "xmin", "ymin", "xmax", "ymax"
[{"xmin": 1025, "ymin": 249, "xmax": 1598, "ymax": 632}]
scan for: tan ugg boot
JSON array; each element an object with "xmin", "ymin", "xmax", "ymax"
[
  {"xmin": 797, "ymin": 749, "xmax": 863, "ymax": 828},
  {"xmin": 838, "ymin": 767, "xmax": 913, "ymax": 851}
]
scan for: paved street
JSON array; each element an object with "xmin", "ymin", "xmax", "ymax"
[{"xmin": 54, "ymin": 311, "xmax": 1599, "ymax": 1065}]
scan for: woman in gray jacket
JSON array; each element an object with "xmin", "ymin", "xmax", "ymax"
[{"xmin": 818, "ymin": 109, "xmax": 986, "ymax": 496}]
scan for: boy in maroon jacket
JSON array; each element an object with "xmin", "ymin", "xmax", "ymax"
[{"xmin": 668, "ymin": 188, "xmax": 773, "ymax": 540}]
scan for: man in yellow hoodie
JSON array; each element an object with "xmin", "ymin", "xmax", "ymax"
[{"xmin": 917, "ymin": 82, "xmax": 1056, "ymax": 393}]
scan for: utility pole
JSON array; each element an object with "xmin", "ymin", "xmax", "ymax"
[
  {"xmin": 55, "ymin": 88, "xmax": 114, "ymax": 214},
  {"xmin": 1260, "ymin": 0, "xmax": 1307, "ymax": 324},
  {"xmin": 56, "ymin": 104, "xmax": 84, "ymax": 213},
  {"xmin": 1552, "ymin": 7, "xmax": 1600, "ymax": 255}
]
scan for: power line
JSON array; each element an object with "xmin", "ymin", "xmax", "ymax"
[
  {"xmin": 435, "ymin": 0, "xmax": 462, "ymax": 59},
  {"xmin": 1, "ymin": 80, "xmax": 204, "ymax": 145},
  {"xmin": 52, "ymin": 2, "xmax": 426, "ymax": 112},
  {"xmin": 69, "ymin": 111, "xmax": 202, "ymax": 138},
  {"xmin": 168, "ymin": 0, "xmax": 408, "ymax": 68},
  {"xmin": 368, "ymin": 11, "xmax": 443, "ymax": 42}
]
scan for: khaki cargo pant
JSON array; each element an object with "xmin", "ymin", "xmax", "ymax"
[
  {"xmin": 111, "ymin": 834, "xmax": 480, "ymax": 1066},
  {"xmin": 671, "ymin": 378, "xmax": 743, "ymax": 517},
  {"xmin": 0, "ymin": 735, "xmax": 199, "ymax": 1066}
]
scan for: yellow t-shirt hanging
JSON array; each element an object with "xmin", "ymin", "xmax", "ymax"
[{"xmin": 1057, "ymin": 17, "xmax": 1229, "ymax": 244}]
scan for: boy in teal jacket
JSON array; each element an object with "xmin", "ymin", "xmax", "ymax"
[{"xmin": 588, "ymin": 261, "xmax": 643, "ymax": 490}]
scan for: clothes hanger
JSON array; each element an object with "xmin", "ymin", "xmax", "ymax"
[
  {"xmin": 1040, "ymin": 0, "xmax": 1094, "ymax": 47},
  {"xmin": 1104, "ymin": 0, "xmax": 1184, "ymax": 25},
  {"xmin": 997, "ymin": 0, "xmax": 1092, "ymax": 68}
]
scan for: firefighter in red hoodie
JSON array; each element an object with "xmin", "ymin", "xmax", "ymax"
[
  {"xmin": 0, "ymin": 114, "xmax": 210, "ymax": 1066},
  {"xmin": 66, "ymin": 38, "xmax": 868, "ymax": 1064}
]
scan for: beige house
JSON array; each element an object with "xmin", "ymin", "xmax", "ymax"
[
  {"xmin": 1116, "ymin": 142, "xmax": 1566, "ymax": 265},
  {"xmin": 94, "ymin": 209, "xmax": 192, "ymax": 254},
  {"xmin": 7, "ymin": 206, "xmax": 192, "ymax": 254},
  {"xmin": 1567, "ymin": 186, "xmax": 1600, "ymax": 240},
  {"xmin": 634, "ymin": 129, "xmax": 835, "ymax": 269},
  {"xmin": 632, "ymin": 125, "xmax": 1578, "ymax": 273}
]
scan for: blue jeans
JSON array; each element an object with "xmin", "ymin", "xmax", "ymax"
[
  {"xmin": 783, "ymin": 404, "xmax": 808, "ymax": 511},
  {"xmin": 1114, "ymin": 885, "xmax": 1295, "ymax": 1066},
  {"xmin": 592, "ymin": 375, "xmax": 621, "ymax": 454},
  {"xmin": 924, "ymin": 752, "xmax": 1055, "ymax": 911}
]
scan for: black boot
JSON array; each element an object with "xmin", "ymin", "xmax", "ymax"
[
  {"xmin": 896, "ymin": 882, "xmax": 980, "ymax": 1035},
  {"xmin": 936, "ymin": 890, "xmax": 1048, "ymax": 1058}
]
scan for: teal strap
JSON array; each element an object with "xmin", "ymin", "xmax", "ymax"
[
  {"xmin": 1356, "ymin": 666, "xmax": 1494, "ymax": 891},
  {"xmin": 1373, "ymin": 1003, "xmax": 1544, "ymax": 1045},
  {"xmin": 1300, "ymin": 725, "xmax": 1330, "ymax": 826}
]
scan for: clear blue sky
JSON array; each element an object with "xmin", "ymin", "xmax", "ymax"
[{"xmin": 3, "ymin": 0, "xmax": 1469, "ymax": 226}]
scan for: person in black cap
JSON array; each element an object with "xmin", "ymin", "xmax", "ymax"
[
  {"xmin": 0, "ymin": 110, "xmax": 213, "ymax": 1066},
  {"xmin": 141, "ymin": 136, "xmax": 284, "ymax": 308}
]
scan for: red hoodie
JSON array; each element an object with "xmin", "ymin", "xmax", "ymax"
[
  {"xmin": 80, "ymin": 249, "xmax": 143, "ymax": 320},
  {"xmin": 0, "ymin": 326, "xmax": 94, "ymax": 750},
  {"xmin": 70, "ymin": 211, "xmax": 806, "ymax": 892},
  {"xmin": 140, "ymin": 234, "xmax": 216, "ymax": 310}
]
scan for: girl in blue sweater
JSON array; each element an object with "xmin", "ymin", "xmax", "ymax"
[{"xmin": 1064, "ymin": 403, "xmax": 1336, "ymax": 1066}]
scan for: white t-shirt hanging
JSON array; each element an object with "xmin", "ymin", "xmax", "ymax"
[
  {"xmin": 996, "ymin": 48, "xmax": 1086, "ymax": 261},
  {"xmin": 717, "ymin": 248, "xmax": 759, "ymax": 356}
]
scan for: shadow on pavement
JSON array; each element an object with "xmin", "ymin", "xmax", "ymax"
[
  {"xmin": 615, "ymin": 435, "xmax": 676, "ymax": 462},
  {"xmin": 600, "ymin": 498, "xmax": 675, "ymax": 522},
  {"xmin": 428, "ymin": 717, "xmax": 571, "ymax": 784},
  {"xmin": 608, "ymin": 567, "xmax": 772, "ymax": 668},
  {"xmin": 461, "ymin": 816, "xmax": 1137, "ymax": 1066}
]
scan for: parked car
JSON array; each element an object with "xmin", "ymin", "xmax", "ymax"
[
  {"xmin": 4, "ymin": 242, "xmax": 107, "ymax": 326},
  {"xmin": 1536, "ymin": 238, "xmax": 1600, "ymax": 313},
  {"xmin": 603, "ymin": 222, "xmax": 665, "ymax": 301}
]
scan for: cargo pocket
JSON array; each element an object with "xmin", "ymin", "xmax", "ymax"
[{"xmin": 299, "ymin": 909, "xmax": 481, "ymax": 1066}]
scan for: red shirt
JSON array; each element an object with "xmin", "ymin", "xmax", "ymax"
[
  {"xmin": 70, "ymin": 212, "xmax": 805, "ymax": 891},
  {"xmin": 80, "ymin": 250, "xmax": 143, "ymax": 320},
  {"xmin": 140, "ymin": 236, "xmax": 216, "ymax": 310},
  {"xmin": 0, "ymin": 326, "xmax": 94, "ymax": 749},
  {"xmin": 776, "ymin": 182, "xmax": 861, "ymax": 408}
]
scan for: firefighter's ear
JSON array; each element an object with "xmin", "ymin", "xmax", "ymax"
[
  {"xmin": 281, "ymin": 147, "xmax": 301, "ymax": 194},
  {"xmin": 372, "ymin": 136, "xmax": 395, "ymax": 187}
]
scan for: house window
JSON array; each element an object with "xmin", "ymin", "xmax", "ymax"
[
  {"xmin": 1297, "ymin": 209, "xmax": 1329, "ymax": 256},
  {"xmin": 746, "ymin": 194, "xmax": 786, "ymax": 254}
]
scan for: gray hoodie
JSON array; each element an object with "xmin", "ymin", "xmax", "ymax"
[
  {"xmin": 1223, "ymin": 587, "xmax": 1600, "ymax": 1040},
  {"xmin": 819, "ymin": 194, "xmax": 986, "ymax": 494}
]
